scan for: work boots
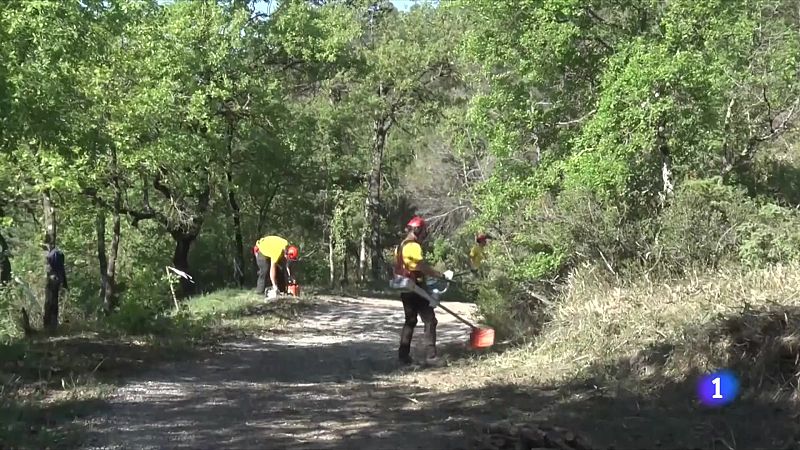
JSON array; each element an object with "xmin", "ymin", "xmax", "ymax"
[
  {"xmin": 424, "ymin": 356, "xmax": 445, "ymax": 368},
  {"xmin": 399, "ymin": 344, "xmax": 413, "ymax": 365},
  {"xmin": 399, "ymin": 346, "xmax": 445, "ymax": 367}
]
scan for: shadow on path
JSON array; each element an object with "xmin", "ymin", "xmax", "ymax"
[
  {"xmin": 72, "ymin": 297, "xmax": 800, "ymax": 450},
  {"xmin": 80, "ymin": 296, "xmax": 483, "ymax": 450}
]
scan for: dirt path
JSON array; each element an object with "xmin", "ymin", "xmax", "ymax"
[{"xmin": 80, "ymin": 295, "xmax": 485, "ymax": 450}]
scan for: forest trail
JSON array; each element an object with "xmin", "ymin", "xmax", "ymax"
[
  {"xmin": 53, "ymin": 293, "xmax": 795, "ymax": 450},
  {"xmin": 79, "ymin": 294, "xmax": 484, "ymax": 450}
]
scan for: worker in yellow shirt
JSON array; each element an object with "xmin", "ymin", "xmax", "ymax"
[
  {"xmin": 253, "ymin": 235, "xmax": 299, "ymax": 299},
  {"xmin": 392, "ymin": 216, "xmax": 453, "ymax": 366},
  {"xmin": 469, "ymin": 233, "xmax": 492, "ymax": 275}
]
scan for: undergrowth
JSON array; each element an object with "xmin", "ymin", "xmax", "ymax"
[{"xmin": 430, "ymin": 262, "xmax": 800, "ymax": 405}]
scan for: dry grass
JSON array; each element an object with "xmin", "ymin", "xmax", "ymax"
[{"xmin": 415, "ymin": 262, "xmax": 800, "ymax": 398}]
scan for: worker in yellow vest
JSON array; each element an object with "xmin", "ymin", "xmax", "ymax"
[
  {"xmin": 469, "ymin": 233, "xmax": 492, "ymax": 275},
  {"xmin": 253, "ymin": 235, "xmax": 299, "ymax": 299},
  {"xmin": 392, "ymin": 216, "xmax": 454, "ymax": 366}
]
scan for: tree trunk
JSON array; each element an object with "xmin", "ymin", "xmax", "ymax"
[
  {"xmin": 656, "ymin": 120, "xmax": 673, "ymax": 208},
  {"xmin": 96, "ymin": 206, "xmax": 121, "ymax": 315},
  {"xmin": 107, "ymin": 188, "xmax": 121, "ymax": 310},
  {"xmin": 227, "ymin": 170, "xmax": 245, "ymax": 287},
  {"xmin": 225, "ymin": 119, "xmax": 245, "ymax": 287},
  {"xmin": 364, "ymin": 116, "xmax": 391, "ymax": 281},
  {"xmin": 43, "ymin": 265, "xmax": 61, "ymax": 332},
  {"xmin": 97, "ymin": 212, "xmax": 109, "ymax": 308},
  {"xmin": 96, "ymin": 146, "xmax": 123, "ymax": 315},
  {"xmin": 342, "ymin": 243, "xmax": 349, "ymax": 286},
  {"xmin": 358, "ymin": 226, "xmax": 368, "ymax": 283},
  {"xmin": 171, "ymin": 232, "xmax": 196, "ymax": 298},
  {"xmin": 328, "ymin": 226, "xmax": 335, "ymax": 287},
  {"xmin": 148, "ymin": 171, "xmax": 209, "ymax": 298},
  {"xmin": 660, "ymin": 152, "xmax": 673, "ymax": 205},
  {"xmin": 720, "ymin": 97, "xmax": 737, "ymax": 180},
  {"xmin": 19, "ymin": 307, "xmax": 34, "ymax": 337},
  {"xmin": 0, "ymin": 228, "xmax": 10, "ymax": 285},
  {"xmin": 42, "ymin": 190, "xmax": 56, "ymax": 250}
]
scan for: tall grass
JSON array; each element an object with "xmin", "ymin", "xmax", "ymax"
[{"xmin": 430, "ymin": 262, "xmax": 800, "ymax": 400}]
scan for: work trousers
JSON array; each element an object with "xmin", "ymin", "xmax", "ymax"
[
  {"xmin": 255, "ymin": 252, "xmax": 287, "ymax": 294},
  {"xmin": 399, "ymin": 291, "xmax": 438, "ymax": 360}
]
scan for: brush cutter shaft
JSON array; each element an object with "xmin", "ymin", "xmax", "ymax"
[
  {"xmin": 422, "ymin": 277, "xmax": 478, "ymax": 327},
  {"xmin": 423, "ymin": 276, "xmax": 496, "ymax": 348},
  {"xmin": 437, "ymin": 303, "xmax": 477, "ymax": 329}
]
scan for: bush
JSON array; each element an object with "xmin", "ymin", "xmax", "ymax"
[
  {"xmin": 476, "ymin": 274, "xmax": 552, "ymax": 341},
  {"xmin": 469, "ymin": 177, "xmax": 800, "ymax": 347},
  {"xmin": 524, "ymin": 262, "xmax": 800, "ymax": 399},
  {"xmin": 738, "ymin": 204, "xmax": 800, "ymax": 267},
  {"xmin": 106, "ymin": 300, "xmax": 172, "ymax": 335},
  {"xmin": 654, "ymin": 178, "xmax": 756, "ymax": 272},
  {"xmin": 472, "ymin": 188, "xmax": 634, "ymax": 341},
  {"xmin": 0, "ymin": 286, "xmax": 21, "ymax": 343}
]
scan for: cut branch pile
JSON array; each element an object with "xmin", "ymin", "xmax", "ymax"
[{"xmin": 472, "ymin": 421, "xmax": 601, "ymax": 450}]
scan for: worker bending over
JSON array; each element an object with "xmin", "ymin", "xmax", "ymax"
[
  {"xmin": 392, "ymin": 216, "xmax": 453, "ymax": 366},
  {"xmin": 253, "ymin": 235, "xmax": 299, "ymax": 299}
]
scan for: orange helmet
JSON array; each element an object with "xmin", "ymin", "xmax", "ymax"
[{"xmin": 286, "ymin": 245, "xmax": 299, "ymax": 261}]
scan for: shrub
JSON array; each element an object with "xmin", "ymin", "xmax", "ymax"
[
  {"xmin": 738, "ymin": 204, "xmax": 800, "ymax": 267},
  {"xmin": 471, "ymin": 177, "xmax": 800, "ymax": 345},
  {"xmin": 654, "ymin": 178, "xmax": 756, "ymax": 272},
  {"xmin": 106, "ymin": 300, "xmax": 171, "ymax": 335},
  {"xmin": 0, "ymin": 286, "xmax": 21, "ymax": 343}
]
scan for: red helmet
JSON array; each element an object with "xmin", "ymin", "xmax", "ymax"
[
  {"xmin": 286, "ymin": 245, "xmax": 299, "ymax": 261},
  {"xmin": 476, "ymin": 233, "xmax": 491, "ymax": 243},
  {"xmin": 407, "ymin": 216, "xmax": 426, "ymax": 229}
]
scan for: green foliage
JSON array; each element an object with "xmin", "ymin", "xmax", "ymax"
[
  {"xmin": 738, "ymin": 204, "xmax": 800, "ymax": 267},
  {"xmin": 655, "ymin": 179, "xmax": 756, "ymax": 271},
  {"xmin": 0, "ymin": 0, "xmax": 799, "ymax": 348},
  {"xmin": 452, "ymin": 0, "xmax": 800, "ymax": 339},
  {"xmin": 0, "ymin": 286, "xmax": 21, "ymax": 343},
  {"xmin": 107, "ymin": 300, "xmax": 173, "ymax": 335}
]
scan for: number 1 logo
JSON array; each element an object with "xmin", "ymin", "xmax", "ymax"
[
  {"xmin": 711, "ymin": 377, "xmax": 723, "ymax": 399},
  {"xmin": 698, "ymin": 370, "xmax": 738, "ymax": 406}
]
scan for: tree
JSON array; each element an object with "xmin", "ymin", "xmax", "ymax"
[
  {"xmin": 86, "ymin": 0, "xmax": 247, "ymax": 297},
  {"xmin": 334, "ymin": 4, "xmax": 460, "ymax": 281},
  {"xmin": 1, "ymin": 0, "xmax": 107, "ymax": 328}
]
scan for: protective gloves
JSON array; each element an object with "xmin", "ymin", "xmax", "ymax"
[{"xmin": 443, "ymin": 270, "xmax": 454, "ymax": 280}]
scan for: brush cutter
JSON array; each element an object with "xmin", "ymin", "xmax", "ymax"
[{"xmin": 422, "ymin": 277, "xmax": 495, "ymax": 349}]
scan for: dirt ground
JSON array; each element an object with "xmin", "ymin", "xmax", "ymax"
[
  {"xmin": 79, "ymin": 295, "xmax": 488, "ymax": 450},
  {"xmin": 75, "ymin": 294, "xmax": 800, "ymax": 450}
]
